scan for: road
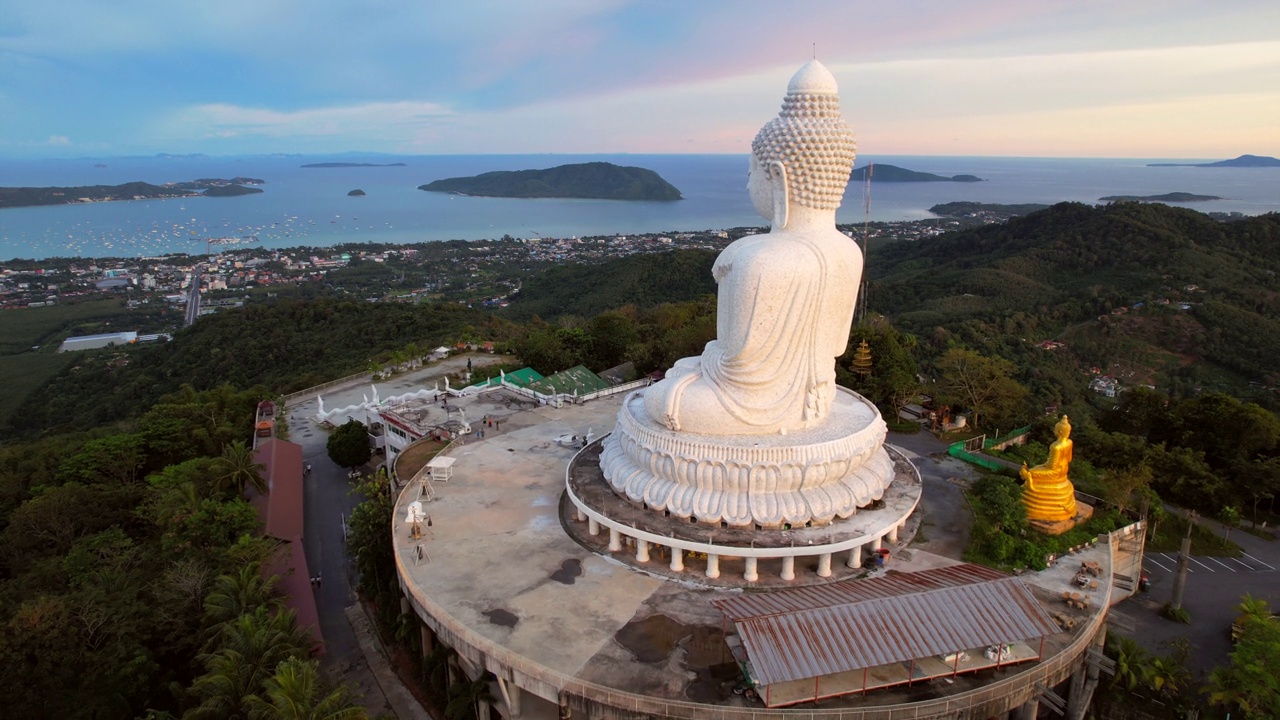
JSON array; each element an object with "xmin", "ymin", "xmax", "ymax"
[
  {"xmin": 1108, "ymin": 513, "xmax": 1280, "ymax": 678},
  {"xmin": 184, "ymin": 270, "xmax": 201, "ymax": 326},
  {"xmin": 887, "ymin": 429, "xmax": 979, "ymax": 559},
  {"xmin": 284, "ymin": 353, "xmax": 511, "ymax": 713}
]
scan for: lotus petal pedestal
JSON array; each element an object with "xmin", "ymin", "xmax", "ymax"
[{"xmin": 601, "ymin": 387, "xmax": 894, "ymax": 530}]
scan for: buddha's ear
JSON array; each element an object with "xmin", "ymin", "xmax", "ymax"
[{"xmin": 769, "ymin": 160, "xmax": 788, "ymax": 229}]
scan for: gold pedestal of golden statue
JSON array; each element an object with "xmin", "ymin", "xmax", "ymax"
[{"xmin": 1021, "ymin": 415, "xmax": 1091, "ymax": 535}]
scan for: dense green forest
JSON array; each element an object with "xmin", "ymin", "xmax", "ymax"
[
  {"xmin": 8, "ymin": 203, "xmax": 1278, "ymax": 443},
  {"xmin": 419, "ymin": 161, "xmax": 683, "ymax": 201},
  {"xmin": 869, "ymin": 202, "xmax": 1280, "ymax": 397},
  {"xmin": 0, "ymin": 386, "xmax": 368, "ymax": 718},
  {"xmin": 501, "ymin": 249, "xmax": 718, "ymax": 320}
]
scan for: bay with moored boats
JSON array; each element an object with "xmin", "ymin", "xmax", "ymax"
[{"xmin": 2, "ymin": 153, "xmax": 1278, "ymax": 260}]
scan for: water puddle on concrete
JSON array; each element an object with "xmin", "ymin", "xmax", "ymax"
[
  {"xmin": 483, "ymin": 608, "xmax": 519, "ymax": 627},
  {"xmin": 551, "ymin": 558, "xmax": 582, "ymax": 584},
  {"xmin": 617, "ymin": 617, "xmax": 737, "ymax": 700}
]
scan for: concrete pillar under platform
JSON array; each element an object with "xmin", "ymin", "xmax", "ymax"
[
  {"xmin": 847, "ymin": 546, "xmax": 863, "ymax": 568},
  {"xmin": 781, "ymin": 556, "xmax": 796, "ymax": 581},
  {"xmin": 608, "ymin": 528, "xmax": 621, "ymax": 552},
  {"xmin": 587, "ymin": 518, "xmax": 599, "ymax": 536},
  {"xmin": 744, "ymin": 557, "xmax": 759, "ymax": 582},
  {"xmin": 706, "ymin": 554, "xmax": 721, "ymax": 579},
  {"xmin": 817, "ymin": 553, "xmax": 833, "ymax": 577},
  {"xmin": 670, "ymin": 547, "xmax": 684, "ymax": 573},
  {"xmin": 636, "ymin": 539, "xmax": 649, "ymax": 563}
]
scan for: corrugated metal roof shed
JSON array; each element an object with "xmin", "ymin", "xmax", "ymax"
[
  {"xmin": 715, "ymin": 563, "xmax": 1008, "ymax": 620},
  {"xmin": 720, "ymin": 568, "xmax": 1061, "ymax": 687}
]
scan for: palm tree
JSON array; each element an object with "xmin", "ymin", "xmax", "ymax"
[
  {"xmin": 187, "ymin": 608, "xmax": 310, "ymax": 720},
  {"xmin": 216, "ymin": 440, "xmax": 267, "ymax": 497},
  {"xmin": 1236, "ymin": 593, "xmax": 1272, "ymax": 621},
  {"xmin": 150, "ymin": 479, "xmax": 205, "ymax": 525},
  {"xmin": 1106, "ymin": 635, "xmax": 1151, "ymax": 692},
  {"xmin": 1144, "ymin": 655, "xmax": 1188, "ymax": 696},
  {"xmin": 204, "ymin": 563, "xmax": 284, "ymax": 629},
  {"xmin": 247, "ymin": 657, "xmax": 368, "ymax": 720}
]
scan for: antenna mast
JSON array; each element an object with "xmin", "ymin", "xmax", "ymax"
[{"xmin": 858, "ymin": 163, "xmax": 874, "ymax": 323}]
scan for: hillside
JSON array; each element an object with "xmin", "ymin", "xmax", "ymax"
[
  {"xmin": 7, "ymin": 298, "xmax": 501, "ymax": 437},
  {"xmin": 503, "ymin": 201, "xmax": 1280, "ymax": 398},
  {"xmin": 0, "ymin": 178, "xmax": 265, "ymax": 208},
  {"xmin": 419, "ymin": 162, "xmax": 683, "ymax": 201},
  {"xmin": 502, "ymin": 250, "xmax": 717, "ymax": 320},
  {"xmin": 867, "ymin": 202, "xmax": 1280, "ymax": 390},
  {"xmin": 0, "ymin": 181, "xmax": 194, "ymax": 208}
]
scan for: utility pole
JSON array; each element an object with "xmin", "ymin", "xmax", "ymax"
[{"xmin": 1170, "ymin": 511, "xmax": 1195, "ymax": 610}]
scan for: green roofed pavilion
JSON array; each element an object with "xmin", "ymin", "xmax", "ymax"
[
  {"xmin": 527, "ymin": 365, "xmax": 611, "ymax": 396},
  {"xmin": 467, "ymin": 367, "xmax": 545, "ymax": 390}
]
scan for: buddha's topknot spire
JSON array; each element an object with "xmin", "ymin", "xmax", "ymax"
[
  {"xmin": 787, "ymin": 59, "xmax": 839, "ymax": 96},
  {"xmin": 752, "ymin": 60, "xmax": 857, "ymax": 211}
]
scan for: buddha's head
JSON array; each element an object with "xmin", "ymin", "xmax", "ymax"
[
  {"xmin": 1055, "ymin": 415, "xmax": 1072, "ymax": 440},
  {"xmin": 750, "ymin": 60, "xmax": 858, "ymax": 225}
]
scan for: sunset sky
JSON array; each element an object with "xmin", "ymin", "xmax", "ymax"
[{"xmin": 2, "ymin": 0, "xmax": 1277, "ymax": 159}]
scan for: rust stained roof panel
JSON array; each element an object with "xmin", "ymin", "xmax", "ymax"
[
  {"xmin": 715, "ymin": 563, "xmax": 1009, "ymax": 621},
  {"xmin": 735, "ymin": 577, "xmax": 1061, "ymax": 687}
]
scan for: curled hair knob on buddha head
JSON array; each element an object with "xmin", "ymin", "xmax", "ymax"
[{"xmin": 751, "ymin": 59, "xmax": 857, "ymax": 216}]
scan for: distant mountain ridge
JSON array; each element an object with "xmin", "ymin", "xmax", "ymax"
[
  {"xmin": 419, "ymin": 162, "xmax": 682, "ymax": 201},
  {"xmin": 1148, "ymin": 154, "xmax": 1280, "ymax": 168}
]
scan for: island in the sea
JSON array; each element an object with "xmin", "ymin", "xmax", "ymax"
[
  {"xmin": 851, "ymin": 163, "xmax": 984, "ymax": 182},
  {"xmin": 930, "ymin": 201, "xmax": 1050, "ymax": 218},
  {"xmin": 302, "ymin": 162, "xmax": 408, "ymax": 168},
  {"xmin": 1099, "ymin": 192, "xmax": 1221, "ymax": 203},
  {"xmin": 348, "ymin": 189, "xmax": 366, "ymax": 197},
  {"xmin": 0, "ymin": 177, "xmax": 265, "ymax": 209},
  {"xmin": 1148, "ymin": 154, "xmax": 1280, "ymax": 168},
  {"xmin": 418, "ymin": 162, "xmax": 682, "ymax": 201}
]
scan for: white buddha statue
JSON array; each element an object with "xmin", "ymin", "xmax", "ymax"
[{"xmin": 643, "ymin": 59, "xmax": 861, "ymax": 435}]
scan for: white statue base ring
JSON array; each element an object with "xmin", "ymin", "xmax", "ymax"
[{"xmin": 601, "ymin": 386, "xmax": 894, "ymax": 529}]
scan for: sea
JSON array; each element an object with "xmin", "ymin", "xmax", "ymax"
[{"xmin": 2, "ymin": 153, "xmax": 1278, "ymax": 261}]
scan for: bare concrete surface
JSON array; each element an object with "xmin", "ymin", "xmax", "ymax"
[{"xmin": 392, "ymin": 396, "xmax": 1108, "ymax": 710}]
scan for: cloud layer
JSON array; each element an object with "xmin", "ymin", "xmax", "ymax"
[{"xmin": 2, "ymin": 1, "xmax": 1277, "ymax": 157}]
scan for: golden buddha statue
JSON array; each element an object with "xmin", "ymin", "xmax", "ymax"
[{"xmin": 1020, "ymin": 415, "xmax": 1078, "ymax": 522}]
